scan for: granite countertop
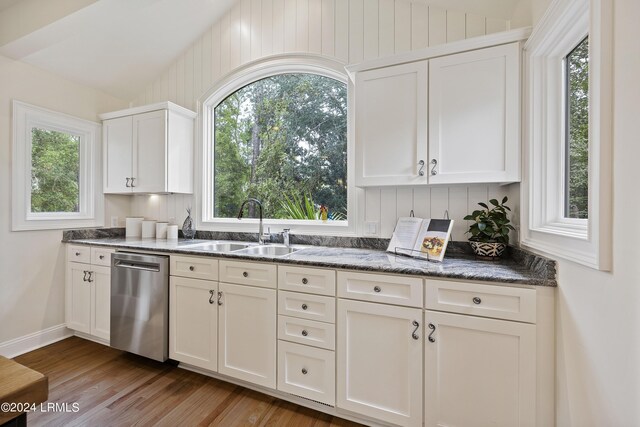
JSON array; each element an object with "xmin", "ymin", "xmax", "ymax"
[{"xmin": 63, "ymin": 230, "xmax": 556, "ymax": 287}]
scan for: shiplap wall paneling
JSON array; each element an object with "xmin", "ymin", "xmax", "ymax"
[{"xmin": 129, "ymin": 0, "xmax": 512, "ymax": 238}]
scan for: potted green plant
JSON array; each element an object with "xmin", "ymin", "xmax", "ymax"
[{"xmin": 464, "ymin": 196, "xmax": 515, "ymax": 259}]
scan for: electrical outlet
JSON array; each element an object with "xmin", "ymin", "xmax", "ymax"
[
  {"xmin": 110, "ymin": 216, "xmax": 119, "ymax": 227},
  {"xmin": 365, "ymin": 222, "xmax": 378, "ymax": 235}
]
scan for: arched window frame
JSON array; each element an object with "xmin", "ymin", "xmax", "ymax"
[{"xmin": 197, "ymin": 54, "xmax": 356, "ymax": 236}]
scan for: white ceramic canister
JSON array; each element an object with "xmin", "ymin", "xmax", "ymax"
[
  {"xmin": 156, "ymin": 222, "xmax": 169, "ymax": 239},
  {"xmin": 125, "ymin": 217, "xmax": 144, "ymax": 238},
  {"xmin": 167, "ymin": 225, "xmax": 179, "ymax": 240},
  {"xmin": 142, "ymin": 220, "xmax": 157, "ymax": 238}
]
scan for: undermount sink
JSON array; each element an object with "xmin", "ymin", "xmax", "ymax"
[
  {"xmin": 183, "ymin": 241, "xmax": 252, "ymax": 252},
  {"xmin": 234, "ymin": 245, "xmax": 300, "ymax": 257}
]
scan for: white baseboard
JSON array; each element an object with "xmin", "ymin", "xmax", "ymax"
[
  {"xmin": 73, "ymin": 331, "xmax": 109, "ymax": 347},
  {"xmin": 0, "ymin": 324, "xmax": 73, "ymax": 358}
]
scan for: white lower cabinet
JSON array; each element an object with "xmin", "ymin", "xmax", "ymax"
[
  {"xmin": 218, "ymin": 282, "xmax": 277, "ymax": 388},
  {"xmin": 337, "ymin": 299, "xmax": 423, "ymax": 427},
  {"xmin": 66, "ymin": 245, "xmax": 113, "ymax": 341},
  {"xmin": 169, "ymin": 276, "xmax": 218, "ymax": 371},
  {"xmin": 278, "ymin": 341, "xmax": 335, "ymax": 405},
  {"xmin": 424, "ymin": 310, "xmax": 536, "ymax": 427}
]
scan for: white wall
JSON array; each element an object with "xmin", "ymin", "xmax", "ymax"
[
  {"xmin": 129, "ymin": 0, "xmax": 517, "ymax": 240},
  {"xmin": 0, "ymin": 53, "xmax": 128, "ymax": 345},
  {"xmin": 551, "ymin": 0, "xmax": 640, "ymax": 425}
]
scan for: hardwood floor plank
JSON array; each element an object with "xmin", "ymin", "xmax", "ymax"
[{"xmin": 12, "ymin": 338, "xmax": 362, "ymax": 427}]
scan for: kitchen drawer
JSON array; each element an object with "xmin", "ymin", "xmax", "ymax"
[
  {"xmin": 425, "ymin": 279, "xmax": 536, "ymax": 323},
  {"xmin": 278, "ymin": 291, "xmax": 335, "ymax": 323},
  {"xmin": 91, "ymin": 247, "xmax": 114, "ymax": 267},
  {"xmin": 337, "ymin": 271, "xmax": 423, "ymax": 308},
  {"xmin": 278, "ymin": 266, "xmax": 336, "ymax": 296},
  {"xmin": 278, "ymin": 315, "xmax": 335, "ymax": 350},
  {"xmin": 170, "ymin": 256, "xmax": 218, "ymax": 281},
  {"xmin": 219, "ymin": 260, "xmax": 277, "ymax": 289},
  {"xmin": 277, "ymin": 341, "xmax": 335, "ymax": 406},
  {"xmin": 68, "ymin": 245, "xmax": 91, "ymax": 264}
]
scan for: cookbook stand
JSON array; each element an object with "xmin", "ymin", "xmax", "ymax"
[{"xmin": 389, "ymin": 209, "xmax": 450, "ymax": 263}]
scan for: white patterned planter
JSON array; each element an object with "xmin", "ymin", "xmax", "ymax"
[{"xmin": 469, "ymin": 241, "xmax": 507, "ymax": 259}]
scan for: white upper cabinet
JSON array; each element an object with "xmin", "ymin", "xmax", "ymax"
[
  {"xmin": 428, "ymin": 43, "xmax": 520, "ymax": 184},
  {"xmin": 352, "ymin": 38, "xmax": 522, "ymax": 186},
  {"xmin": 354, "ymin": 61, "xmax": 428, "ymax": 186},
  {"xmin": 101, "ymin": 102, "xmax": 196, "ymax": 194}
]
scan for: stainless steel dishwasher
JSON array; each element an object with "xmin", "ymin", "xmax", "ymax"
[{"xmin": 111, "ymin": 252, "xmax": 169, "ymax": 362}]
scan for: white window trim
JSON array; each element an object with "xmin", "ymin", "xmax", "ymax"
[
  {"xmin": 196, "ymin": 54, "xmax": 357, "ymax": 236},
  {"xmin": 12, "ymin": 101, "xmax": 104, "ymax": 231},
  {"xmin": 521, "ymin": 0, "xmax": 613, "ymax": 270}
]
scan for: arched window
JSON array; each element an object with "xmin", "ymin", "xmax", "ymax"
[{"xmin": 201, "ymin": 57, "xmax": 351, "ymax": 231}]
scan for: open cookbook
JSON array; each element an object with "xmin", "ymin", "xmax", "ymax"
[{"xmin": 386, "ymin": 217, "xmax": 454, "ymax": 262}]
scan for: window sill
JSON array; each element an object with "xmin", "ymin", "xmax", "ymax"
[{"xmin": 198, "ymin": 218, "xmax": 355, "ymax": 237}]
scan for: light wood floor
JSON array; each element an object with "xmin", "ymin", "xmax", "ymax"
[{"xmin": 14, "ymin": 337, "xmax": 362, "ymax": 427}]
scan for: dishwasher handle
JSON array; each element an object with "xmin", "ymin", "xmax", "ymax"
[{"xmin": 113, "ymin": 259, "xmax": 161, "ymax": 272}]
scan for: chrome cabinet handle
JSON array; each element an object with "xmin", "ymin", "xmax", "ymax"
[
  {"xmin": 374, "ymin": 286, "xmax": 382, "ymax": 293},
  {"xmin": 130, "ymin": 177, "xmax": 135, "ymax": 188},
  {"xmin": 242, "ymin": 271, "xmax": 248, "ymax": 278},
  {"xmin": 217, "ymin": 291, "xmax": 223, "ymax": 306},
  {"xmin": 473, "ymin": 297, "xmax": 482, "ymax": 305},
  {"xmin": 301, "ymin": 304, "xmax": 308, "ymax": 310},
  {"xmin": 301, "ymin": 368, "xmax": 308, "ymax": 375},
  {"xmin": 411, "ymin": 320, "xmax": 420, "ymax": 340},
  {"xmin": 301, "ymin": 278, "xmax": 308, "ymax": 285},
  {"xmin": 82, "ymin": 271, "xmax": 88, "ymax": 282},
  {"xmin": 209, "ymin": 290, "xmax": 214, "ymax": 304},
  {"xmin": 418, "ymin": 160, "xmax": 425, "ymax": 176},
  {"xmin": 189, "ymin": 266, "xmax": 195, "ymax": 271},
  {"xmin": 428, "ymin": 323, "xmax": 436, "ymax": 343},
  {"xmin": 301, "ymin": 330, "xmax": 308, "ymax": 337},
  {"xmin": 430, "ymin": 159, "xmax": 438, "ymax": 176},
  {"xmin": 125, "ymin": 177, "xmax": 131, "ymax": 187}
]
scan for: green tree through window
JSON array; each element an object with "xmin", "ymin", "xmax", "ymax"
[
  {"xmin": 214, "ymin": 73, "xmax": 347, "ymax": 220},
  {"xmin": 30, "ymin": 128, "xmax": 80, "ymax": 213},
  {"xmin": 565, "ymin": 37, "xmax": 589, "ymax": 219}
]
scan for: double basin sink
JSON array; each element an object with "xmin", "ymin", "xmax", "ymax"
[{"xmin": 181, "ymin": 241, "xmax": 302, "ymax": 257}]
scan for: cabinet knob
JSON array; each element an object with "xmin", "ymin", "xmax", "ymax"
[
  {"xmin": 301, "ymin": 304, "xmax": 308, "ymax": 310},
  {"xmin": 99, "ymin": 255, "xmax": 104, "ymax": 260},
  {"xmin": 374, "ymin": 286, "xmax": 382, "ymax": 293},
  {"xmin": 472, "ymin": 297, "xmax": 482, "ymax": 305},
  {"xmin": 75, "ymin": 252, "xmax": 81, "ymax": 256},
  {"xmin": 243, "ymin": 271, "xmax": 248, "ymax": 277},
  {"xmin": 301, "ymin": 278, "xmax": 308, "ymax": 285},
  {"xmin": 301, "ymin": 368, "xmax": 308, "ymax": 375},
  {"xmin": 301, "ymin": 330, "xmax": 308, "ymax": 337},
  {"xmin": 189, "ymin": 266, "xmax": 195, "ymax": 271}
]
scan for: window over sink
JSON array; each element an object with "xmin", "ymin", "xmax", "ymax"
[{"xmin": 199, "ymin": 56, "xmax": 354, "ymax": 235}]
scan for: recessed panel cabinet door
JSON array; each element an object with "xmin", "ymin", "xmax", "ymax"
[
  {"xmin": 428, "ymin": 43, "xmax": 520, "ymax": 184},
  {"xmin": 90, "ymin": 266, "xmax": 111, "ymax": 342},
  {"xmin": 170, "ymin": 277, "xmax": 218, "ymax": 371},
  {"xmin": 218, "ymin": 283, "xmax": 276, "ymax": 388},
  {"xmin": 103, "ymin": 116, "xmax": 133, "ymax": 193},
  {"xmin": 337, "ymin": 300, "xmax": 423, "ymax": 427},
  {"xmin": 132, "ymin": 110, "xmax": 167, "ymax": 193},
  {"xmin": 66, "ymin": 262, "xmax": 91, "ymax": 334},
  {"xmin": 424, "ymin": 311, "xmax": 536, "ymax": 427},
  {"xmin": 355, "ymin": 61, "xmax": 428, "ymax": 186}
]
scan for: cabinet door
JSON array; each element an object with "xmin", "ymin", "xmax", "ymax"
[
  {"xmin": 424, "ymin": 311, "xmax": 536, "ymax": 427},
  {"xmin": 132, "ymin": 110, "xmax": 167, "ymax": 193},
  {"xmin": 103, "ymin": 116, "xmax": 133, "ymax": 193},
  {"xmin": 90, "ymin": 266, "xmax": 111, "ymax": 341},
  {"xmin": 355, "ymin": 61, "xmax": 428, "ymax": 186},
  {"xmin": 218, "ymin": 283, "xmax": 276, "ymax": 388},
  {"xmin": 170, "ymin": 277, "xmax": 218, "ymax": 371},
  {"xmin": 428, "ymin": 43, "xmax": 520, "ymax": 184},
  {"xmin": 66, "ymin": 262, "xmax": 91, "ymax": 334},
  {"xmin": 337, "ymin": 300, "xmax": 423, "ymax": 427}
]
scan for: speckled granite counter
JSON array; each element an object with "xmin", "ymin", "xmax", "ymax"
[{"xmin": 63, "ymin": 229, "xmax": 556, "ymax": 287}]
